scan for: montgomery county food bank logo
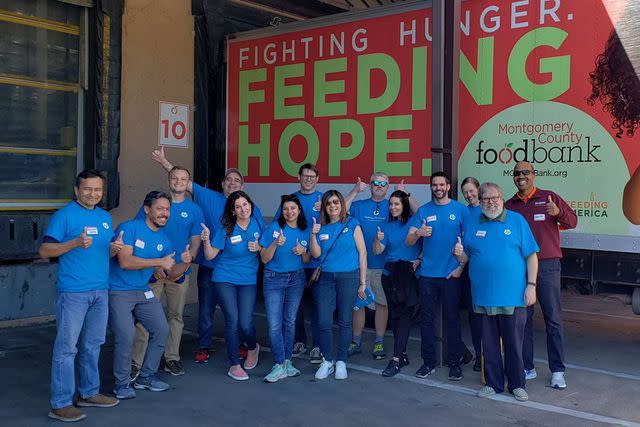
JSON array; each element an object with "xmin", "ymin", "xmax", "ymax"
[{"xmin": 474, "ymin": 139, "xmax": 600, "ymax": 165}]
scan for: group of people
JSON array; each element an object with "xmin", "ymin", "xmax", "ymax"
[{"xmin": 42, "ymin": 148, "xmax": 577, "ymax": 423}]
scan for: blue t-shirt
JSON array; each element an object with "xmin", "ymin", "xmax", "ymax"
[
  {"xmin": 380, "ymin": 218, "xmax": 422, "ymax": 264},
  {"xmin": 259, "ymin": 221, "xmax": 310, "ymax": 272},
  {"xmin": 468, "ymin": 204, "xmax": 482, "ymax": 219},
  {"xmin": 211, "ymin": 217, "xmax": 263, "ymax": 285},
  {"xmin": 274, "ymin": 190, "xmax": 322, "ymax": 268},
  {"xmin": 409, "ymin": 200, "xmax": 469, "ymax": 278},
  {"xmin": 109, "ymin": 219, "xmax": 174, "ymax": 291},
  {"xmin": 463, "ymin": 210, "xmax": 539, "ymax": 307},
  {"xmin": 192, "ymin": 183, "xmax": 265, "ymax": 268},
  {"xmin": 315, "ymin": 218, "xmax": 361, "ymax": 273},
  {"xmin": 135, "ymin": 199, "xmax": 204, "ymax": 274},
  {"xmin": 44, "ymin": 201, "xmax": 113, "ymax": 292},
  {"xmin": 350, "ymin": 198, "xmax": 389, "ymax": 269}
]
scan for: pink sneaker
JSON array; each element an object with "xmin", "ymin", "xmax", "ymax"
[
  {"xmin": 227, "ymin": 365, "xmax": 249, "ymax": 381},
  {"xmin": 244, "ymin": 343, "xmax": 260, "ymax": 370}
]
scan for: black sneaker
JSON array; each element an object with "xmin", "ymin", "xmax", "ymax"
[
  {"xmin": 382, "ymin": 360, "xmax": 401, "ymax": 377},
  {"xmin": 400, "ymin": 353, "xmax": 410, "ymax": 367},
  {"xmin": 130, "ymin": 364, "xmax": 140, "ymax": 382},
  {"xmin": 460, "ymin": 346, "xmax": 474, "ymax": 365},
  {"xmin": 473, "ymin": 359, "xmax": 482, "ymax": 372},
  {"xmin": 415, "ymin": 363, "xmax": 436, "ymax": 378},
  {"xmin": 448, "ymin": 364, "xmax": 463, "ymax": 381},
  {"xmin": 164, "ymin": 360, "xmax": 186, "ymax": 376}
]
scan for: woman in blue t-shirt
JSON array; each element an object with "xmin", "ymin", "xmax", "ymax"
[
  {"xmin": 372, "ymin": 190, "xmax": 421, "ymax": 377},
  {"xmin": 259, "ymin": 194, "xmax": 311, "ymax": 383},
  {"xmin": 309, "ymin": 190, "xmax": 367, "ymax": 381},
  {"xmin": 201, "ymin": 190, "xmax": 263, "ymax": 381},
  {"xmin": 460, "ymin": 176, "xmax": 483, "ymax": 372}
]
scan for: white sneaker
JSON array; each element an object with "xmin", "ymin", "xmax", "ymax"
[
  {"xmin": 314, "ymin": 360, "xmax": 334, "ymax": 379},
  {"xmin": 524, "ymin": 368, "xmax": 537, "ymax": 380},
  {"xmin": 335, "ymin": 361, "xmax": 348, "ymax": 380},
  {"xmin": 551, "ymin": 371, "xmax": 567, "ymax": 389}
]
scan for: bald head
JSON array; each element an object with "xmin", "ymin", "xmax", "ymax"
[
  {"xmin": 514, "ymin": 161, "xmax": 534, "ymax": 173},
  {"xmin": 513, "ymin": 161, "xmax": 536, "ymax": 195}
]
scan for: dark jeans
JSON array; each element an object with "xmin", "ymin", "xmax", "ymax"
[
  {"xmin": 382, "ymin": 274, "xmax": 412, "ymax": 359},
  {"xmin": 197, "ymin": 265, "xmax": 218, "ymax": 349},
  {"xmin": 263, "ymin": 269, "xmax": 306, "ymax": 364},
  {"xmin": 461, "ymin": 269, "xmax": 483, "ymax": 359},
  {"xmin": 418, "ymin": 276, "xmax": 463, "ymax": 366},
  {"xmin": 523, "ymin": 259, "xmax": 565, "ymax": 373},
  {"xmin": 294, "ymin": 268, "xmax": 320, "ymax": 348},
  {"xmin": 313, "ymin": 270, "xmax": 359, "ymax": 362},
  {"xmin": 214, "ymin": 282, "xmax": 257, "ymax": 366},
  {"xmin": 482, "ymin": 307, "xmax": 527, "ymax": 393}
]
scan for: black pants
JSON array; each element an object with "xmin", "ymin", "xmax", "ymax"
[
  {"xmin": 294, "ymin": 268, "xmax": 319, "ymax": 348},
  {"xmin": 381, "ymin": 274, "xmax": 413, "ymax": 359},
  {"xmin": 460, "ymin": 269, "xmax": 483, "ymax": 359},
  {"xmin": 482, "ymin": 307, "xmax": 526, "ymax": 393}
]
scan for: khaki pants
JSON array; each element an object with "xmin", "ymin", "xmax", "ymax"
[{"xmin": 132, "ymin": 276, "xmax": 189, "ymax": 366}]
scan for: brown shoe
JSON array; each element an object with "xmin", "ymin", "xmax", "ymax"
[
  {"xmin": 48, "ymin": 405, "xmax": 87, "ymax": 422},
  {"xmin": 77, "ymin": 394, "xmax": 119, "ymax": 408}
]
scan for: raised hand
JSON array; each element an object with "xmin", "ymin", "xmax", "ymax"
[
  {"xmin": 181, "ymin": 244, "xmax": 193, "ymax": 263},
  {"xmin": 292, "ymin": 238, "xmax": 307, "ymax": 255},
  {"xmin": 76, "ymin": 227, "xmax": 93, "ymax": 249},
  {"xmin": 354, "ymin": 177, "xmax": 367, "ymax": 193},
  {"xmin": 376, "ymin": 226, "xmax": 384, "ymax": 241},
  {"xmin": 248, "ymin": 236, "xmax": 261, "ymax": 252},
  {"xmin": 546, "ymin": 195, "xmax": 560, "ymax": 216},
  {"xmin": 415, "ymin": 219, "xmax": 432, "ymax": 238},
  {"xmin": 311, "ymin": 217, "xmax": 321, "ymax": 235},
  {"xmin": 314, "ymin": 195, "xmax": 321, "ymax": 212},
  {"xmin": 151, "ymin": 146, "xmax": 166, "ymax": 165},
  {"xmin": 200, "ymin": 223, "xmax": 210, "ymax": 243},
  {"xmin": 453, "ymin": 236, "xmax": 464, "ymax": 256},
  {"xmin": 396, "ymin": 179, "xmax": 408, "ymax": 194},
  {"xmin": 275, "ymin": 229, "xmax": 286, "ymax": 247},
  {"xmin": 110, "ymin": 230, "xmax": 124, "ymax": 253},
  {"xmin": 161, "ymin": 252, "xmax": 176, "ymax": 270}
]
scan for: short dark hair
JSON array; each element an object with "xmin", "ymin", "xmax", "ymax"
[
  {"xmin": 143, "ymin": 191, "xmax": 171, "ymax": 208},
  {"xmin": 168, "ymin": 166, "xmax": 191, "ymax": 179},
  {"xmin": 276, "ymin": 194, "xmax": 308, "ymax": 230},
  {"xmin": 298, "ymin": 163, "xmax": 318, "ymax": 176},
  {"xmin": 388, "ymin": 190, "xmax": 411, "ymax": 225},
  {"xmin": 431, "ymin": 171, "xmax": 450, "ymax": 184},
  {"xmin": 75, "ymin": 169, "xmax": 105, "ymax": 188}
]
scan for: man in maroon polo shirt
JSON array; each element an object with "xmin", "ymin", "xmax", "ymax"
[{"xmin": 504, "ymin": 161, "xmax": 577, "ymax": 390}]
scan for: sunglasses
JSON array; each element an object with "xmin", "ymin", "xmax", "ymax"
[
  {"xmin": 513, "ymin": 170, "xmax": 532, "ymax": 177},
  {"xmin": 371, "ymin": 180, "xmax": 388, "ymax": 187}
]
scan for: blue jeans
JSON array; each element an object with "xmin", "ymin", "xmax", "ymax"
[
  {"xmin": 215, "ymin": 282, "xmax": 257, "ymax": 365},
  {"xmin": 109, "ymin": 291, "xmax": 169, "ymax": 389},
  {"xmin": 197, "ymin": 265, "xmax": 218, "ymax": 349},
  {"xmin": 418, "ymin": 276, "xmax": 463, "ymax": 366},
  {"xmin": 51, "ymin": 290, "xmax": 108, "ymax": 409},
  {"xmin": 313, "ymin": 270, "xmax": 359, "ymax": 362},
  {"xmin": 294, "ymin": 268, "xmax": 320, "ymax": 348},
  {"xmin": 263, "ymin": 269, "xmax": 306, "ymax": 364}
]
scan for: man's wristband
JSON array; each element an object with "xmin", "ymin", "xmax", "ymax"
[{"xmin": 527, "ymin": 281, "xmax": 536, "ymax": 287}]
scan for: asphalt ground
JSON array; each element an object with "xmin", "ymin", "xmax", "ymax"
[{"xmin": 1, "ymin": 293, "xmax": 640, "ymax": 427}]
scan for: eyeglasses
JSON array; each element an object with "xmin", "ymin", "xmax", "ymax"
[
  {"xmin": 371, "ymin": 180, "xmax": 388, "ymax": 187},
  {"xmin": 513, "ymin": 170, "xmax": 532, "ymax": 177},
  {"xmin": 481, "ymin": 196, "xmax": 502, "ymax": 203},
  {"xmin": 300, "ymin": 174, "xmax": 318, "ymax": 180},
  {"xmin": 327, "ymin": 199, "xmax": 341, "ymax": 206}
]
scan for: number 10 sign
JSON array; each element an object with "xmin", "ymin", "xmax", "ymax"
[{"xmin": 158, "ymin": 101, "xmax": 190, "ymax": 148}]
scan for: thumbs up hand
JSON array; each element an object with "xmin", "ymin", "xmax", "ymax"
[
  {"xmin": 161, "ymin": 252, "xmax": 176, "ymax": 270},
  {"xmin": 275, "ymin": 229, "xmax": 286, "ymax": 247},
  {"xmin": 110, "ymin": 230, "xmax": 124, "ymax": 253},
  {"xmin": 77, "ymin": 227, "xmax": 93, "ymax": 249},
  {"xmin": 314, "ymin": 195, "xmax": 322, "ymax": 212},
  {"xmin": 200, "ymin": 223, "xmax": 210, "ymax": 243},
  {"xmin": 546, "ymin": 194, "xmax": 560, "ymax": 216},
  {"xmin": 248, "ymin": 235, "xmax": 261, "ymax": 252},
  {"xmin": 453, "ymin": 236, "xmax": 464, "ymax": 257},
  {"xmin": 416, "ymin": 219, "xmax": 432, "ymax": 238},
  {"xmin": 292, "ymin": 238, "xmax": 307, "ymax": 255},
  {"xmin": 355, "ymin": 177, "xmax": 367, "ymax": 193},
  {"xmin": 151, "ymin": 146, "xmax": 166, "ymax": 164},
  {"xmin": 181, "ymin": 244, "xmax": 193, "ymax": 263},
  {"xmin": 396, "ymin": 179, "xmax": 408, "ymax": 194},
  {"xmin": 376, "ymin": 226, "xmax": 385, "ymax": 241},
  {"xmin": 311, "ymin": 217, "xmax": 321, "ymax": 235}
]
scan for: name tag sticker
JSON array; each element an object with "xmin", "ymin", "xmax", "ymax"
[
  {"xmin": 230, "ymin": 235, "xmax": 242, "ymax": 244},
  {"xmin": 272, "ymin": 230, "xmax": 280, "ymax": 238},
  {"xmin": 534, "ymin": 214, "xmax": 546, "ymax": 222},
  {"xmin": 475, "ymin": 230, "xmax": 487, "ymax": 237},
  {"xmin": 535, "ymin": 201, "xmax": 546, "ymax": 206},
  {"xmin": 86, "ymin": 227, "xmax": 98, "ymax": 235},
  {"xmin": 135, "ymin": 239, "xmax": 145, "ymax": 249},
  {"xmin": 319, "ymin": 234, "xmax": 329, "ymax": 241},
  {"xmin": 426, "ymin": 215, "xmax": 437, "ymax": 223},
  {"xmin": 144, "ymin": 290, "xmax": 155, "ymax": 300}
]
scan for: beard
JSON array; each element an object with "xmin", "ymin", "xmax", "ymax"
[{"xmin": 482, "ymin": 207, "xmax": 502, "ymax": 219}]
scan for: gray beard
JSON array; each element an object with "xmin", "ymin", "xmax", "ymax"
[{"xmin": 482, "ymin": 208, "xmax": 502, "ymax": 219}]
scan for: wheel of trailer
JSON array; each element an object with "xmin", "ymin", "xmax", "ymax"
[{"xmin": 633, "ymin": 288, "xmax": 640, "ymax": 315}]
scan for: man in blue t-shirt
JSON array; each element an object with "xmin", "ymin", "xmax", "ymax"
[
  {"xmin": 131, "ymin": 166, "xmax": 204, "ymax": 377},
  {"xmin": 406, "ymin": 172, "xmax": 469, "ymax": 381},
  {"xmin": 344, "ymin": 172, "xmax": 419, "ymax": 360},
  {"xmin": 109, "ymin": 191, "xmax": 193, "ymax": 400},
  {"xmin": 150, "ymin": 147, "xmax": 264, "ymax": 363},
  {"xmin": 40, "ymin": 170, "xmax": 121, "ymax": 422},
  {"xmin": 454, "ymin": 182, "xmax": 538, "ymax": 402}
]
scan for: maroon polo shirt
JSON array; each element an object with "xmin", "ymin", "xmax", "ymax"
[{"xmin": 504, "ymin": 187, "xmax": 577, "ymax": 260}]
